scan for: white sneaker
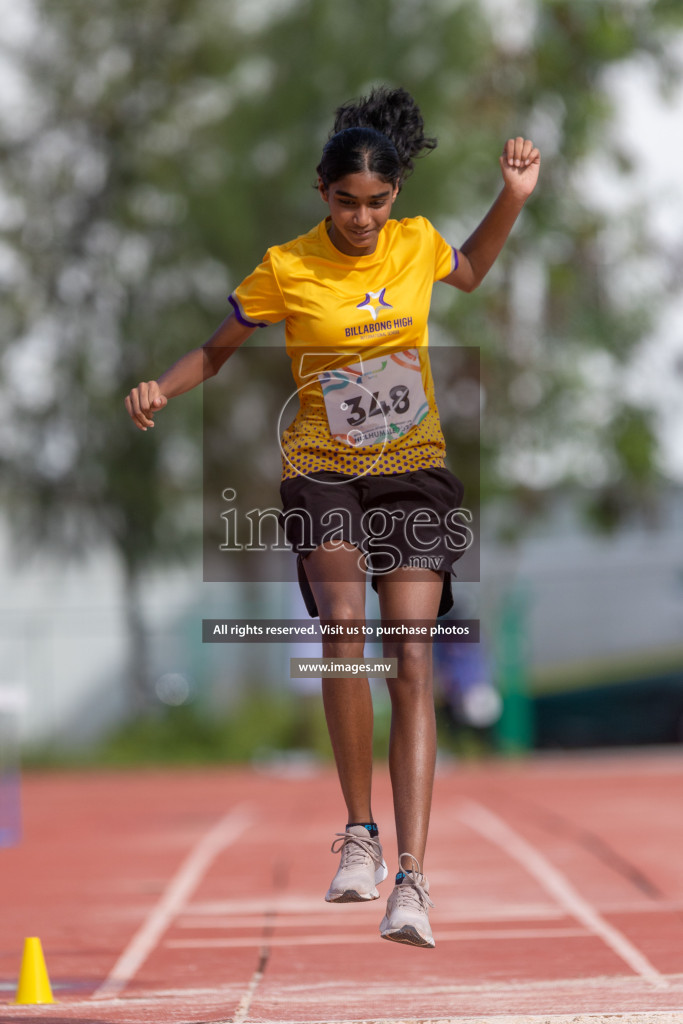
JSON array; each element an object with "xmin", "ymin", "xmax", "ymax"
[
  {"xmin": 380, "ymin": 853, "xmax": 435, "ymax": 948},
  {"xmin": 325, "ymin": 826, "xmax": 388, "ymax": 903}
]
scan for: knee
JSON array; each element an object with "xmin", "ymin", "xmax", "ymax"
[
  {"xmin": 315, "ymin": 596, "xmax": 364, "ymax": 624},
  {"xmin": 386, "ymin": 644, "xmax": 433, "ymax": 694},
  {"xmin": 316, "ymin": 598, "xmax": 365, "ymax": 658}
]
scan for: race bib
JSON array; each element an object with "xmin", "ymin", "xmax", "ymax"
[{"xmin": 319, "ymin": 348, "xmax": 428, "ymax": 448}]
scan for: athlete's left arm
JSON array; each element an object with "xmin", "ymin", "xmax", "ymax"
[{"xmin": 439, "ymin": 137, "xmax": 540, "ymax": 293}]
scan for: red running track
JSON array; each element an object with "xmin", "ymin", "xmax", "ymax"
[{"xmin": 1, "ymin": 752, "xmax": 683, "ymax": 1024}]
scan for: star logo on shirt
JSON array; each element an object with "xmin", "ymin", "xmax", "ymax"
[{"xmin": 356, "ymin": 288, "xmax": 393, "ymax": 321}]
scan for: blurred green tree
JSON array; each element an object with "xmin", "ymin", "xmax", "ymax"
[{"xmin": 0, "ymin": 0, "xmax": 681, "ymax": 708}]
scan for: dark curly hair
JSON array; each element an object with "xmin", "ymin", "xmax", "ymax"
[{"xmin": 317, "ymin": 87, "xmax": 437, "ymax": 190}]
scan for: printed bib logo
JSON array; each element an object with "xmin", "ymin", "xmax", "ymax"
[{"xmin": 319, "ymin": 348, "xmax": 428, "ymax": 448}]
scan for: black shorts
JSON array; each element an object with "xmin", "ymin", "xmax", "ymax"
[{"xmin": 278, "ymin": 468, "xmax": 468, "ymax": 619}]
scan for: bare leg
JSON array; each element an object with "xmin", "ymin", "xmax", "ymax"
[
  {"xmin": 303, "ymin": 543, "xmax": 374, "ymax": 823},
  {"xmin": 376, "ymin": 568, "xmax": 443, "ymax": 869}
]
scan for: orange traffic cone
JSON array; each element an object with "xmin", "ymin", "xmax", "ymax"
[{"xmin": 14, "ymin": 937, "xmax": 54, "ymax": 1004}]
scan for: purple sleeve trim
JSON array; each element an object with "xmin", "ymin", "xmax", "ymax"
[
  {"xmin": 228, "ymin": 294, "xmax": 269, "ymax": 329},
  {"xmin": 451, "ymin": 247, "xmax": 459, "ymax": 272}
]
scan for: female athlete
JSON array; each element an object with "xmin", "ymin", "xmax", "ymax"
[{"xmin": 125, "ymin": 87, "xmax": 540, "ymax": 948}]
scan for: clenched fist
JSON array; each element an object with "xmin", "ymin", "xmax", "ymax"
[{"xmin": 125, "ymin": 381, "xmax": 168, "ymax": 431}]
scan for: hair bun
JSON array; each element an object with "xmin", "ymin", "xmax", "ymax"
[{"xmin": 331, "ymin": 87, "xmax": 436, "ymax": 180}]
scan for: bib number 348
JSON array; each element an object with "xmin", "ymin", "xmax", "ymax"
[{"xmin": 319, "ymin": 348, "xmax": 429, "ymax": 448}]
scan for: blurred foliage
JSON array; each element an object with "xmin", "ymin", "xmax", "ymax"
[
  {"xmin": 22, "ymin": 686, "xmax": 487, "ymax": 767},
  {"xmin": 21, "ymin": 694, "xmax": 329, "ymax": 767},
  {"xmin": 91, "ymin": 694, "xmax": 333, "ymax": 767},
  {"xmin": 1, "ymin": 0, "xmax": 682, "ymax": 707}
]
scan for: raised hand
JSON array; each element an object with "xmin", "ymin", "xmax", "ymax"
[
  {"xmin": 125, "ymin": 380, "xmax": 168, "ymax": 431},
  {"xmin": 499, "ymin": 137, "xmax": 540, "ymax": 200}
]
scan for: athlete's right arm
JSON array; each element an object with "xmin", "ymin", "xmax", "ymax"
[{"xmin": 125, "ymin": 311, "xmax": 256, "ymax": 431}]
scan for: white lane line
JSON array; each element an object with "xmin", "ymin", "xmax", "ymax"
[
  {"xmin": 459, "ymin": 799, "xmax": 668, "ymax": 990},
  {"xmin": 126, "ymin": 1012, "xmax": 683, "ymax": 1024},
  {"xmin": 12, "ymin": 1011, "xmax": 683, "ymax": 1024},
  {"xmin": 174, "ymin": 897, "xmax": 683, "ymax": 930},
  {"xmin": 21, "ymin": 976, "xmax": 683, "ymax": 1011},
  {"xmin": 231, "ymin": 955, "xmax": 267, "ymax": 1024},
  {"xmin": 19, "ymin": 974, "xmax": 683, "ymax": 1017},
  {"xmin": 92, "ymin": 803, "xmax": 252, "ymax": 1001},
  {"xmin": 238, "ymin": 971, "xmax": 683, "ymax": 997},
  {"xmin": 175, "ymin": 908, "xmax": 569, "ymax": 929},
  {"xmin": 183, "ymin": 896, "xmax": 566, "ymax": 917},
  {"xmin": 166, "ymin": 927, "xmax": 586, "ymax": 949}
]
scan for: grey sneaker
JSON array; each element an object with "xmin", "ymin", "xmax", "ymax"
[
  {"xmin": 325, "ymin": 826, "xmax": 388, "ymax": 903},
  {"xmin": 379, "ymin": 853, "xmax": 435, "ymax": 948}
]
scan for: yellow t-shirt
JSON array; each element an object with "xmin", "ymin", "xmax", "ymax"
[{"xmin": 230, "ymin": 216, "xmax": 457, "ymax": 480}]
